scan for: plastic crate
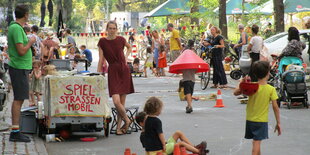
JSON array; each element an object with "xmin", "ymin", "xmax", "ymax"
[
  {"xmin": 20, "ymin": 111, "xmax": 37, "ymax": 133},
  {"xmin": 49, "ymin": 59, "xmax": 71, "ymax": 71}
]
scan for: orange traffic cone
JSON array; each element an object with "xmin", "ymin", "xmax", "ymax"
[
  {"xmin": 173, "ymin": 144, "xmax": 181, "ymax": 155},
  {"xmin": 124, "ymin": 148, "xmax": 131, "ymax": 155},
  {"xmin": 214, "ymin": 89, "xmax": 225, "ymax": 108},
  {"xmin": 180, "ymin": 147, "xmax": 188, "ymax": 155}
]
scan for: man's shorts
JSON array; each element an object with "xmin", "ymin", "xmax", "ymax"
[
  {"xmin": 183, "ymin": 80, "xmax": 195, "ymax": 96},
  {"xmin": 9, "ymin": 66, "xmax": 30, "ymax": 100},
  {"xmin": 245, "ymin": 120, "xmax": 268, "ymax": 140},
  {"xmin": 166, "ymin": 136, "xmax": 177, "ymax": 154}
]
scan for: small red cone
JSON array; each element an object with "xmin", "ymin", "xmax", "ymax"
[
  {"xmin": 173, "ymin": 144, "xmax": 181, "ymax": 155},
  {"xmin": 180, "ymin": 147, "xmax": 188, "ymax": 155},
  {"xmin": 124, "ymin": 148, "xmax": 131, "ymax": 155},
  {"xmin": 214, "ymin": 89, "xmax": 225, "ymax": 107}
]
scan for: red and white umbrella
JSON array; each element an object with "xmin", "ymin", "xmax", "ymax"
[{"xmin": 169, "ymin": 49, "xmax": 210, "ymax": 74}]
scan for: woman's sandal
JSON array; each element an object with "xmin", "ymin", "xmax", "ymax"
[
  {"xmin": 121, "ymin": 120, "xmax": 133, "ymax": 134},
  {"xmin": 116, "ymin": 129, "xmax": 125, "ymax": 135}
]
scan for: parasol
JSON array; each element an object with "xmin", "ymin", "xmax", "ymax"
[{"xmin": 169, "ymin": 49, "xmax": 210, "ymax": 74}]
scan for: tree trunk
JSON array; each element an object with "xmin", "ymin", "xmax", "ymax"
[
  {"xmin": 190, "ymin": 0, "xmax": 199, "ymax": 25},
  {"xmin": 219, "ymin": 0, "xmax": 227, "ymax": 39},
  {"xmin": 6, "ymin": 0, "xmax": 13, "ymax": 27},
  {"xmin": 47, "ymin": 0, "xmax": 53, "ymax": 26},
  {"xmin": 116, "ymin": 0, "xmax": 126, "ymax": 11},
  {"xmin": 273, "ymin": 0, "xmax": 284, "ymax": 33},
  {"xmin": 40, "ymin": 0, "xmax": 46, "ymax": 27},
  {"xmin": 62, "ymin": 0, "xmax": 72, "ymax": 24}
]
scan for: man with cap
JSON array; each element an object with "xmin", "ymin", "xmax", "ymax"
[
  {"xmin": 42, "ymin": 31, "xmax": 59, "ymax": 61},
  {"xmin": 167, "ymin": 23, "xmax": 181, "ymax": 62}
]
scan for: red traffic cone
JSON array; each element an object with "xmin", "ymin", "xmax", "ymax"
[
  {"xmin": 180, "ymin": 147, "xmax": 188, "ymax": 155},
  {"xmin": 214, "ymin": 89, "xmax": 225, "ymax": 108},
  {"xmin": 173, "ymin": 144, "xmax": 181, "ymax": 155},
  {"xmin": 124, "ymin": 148, "xmax": 131, "ymax": 155}
]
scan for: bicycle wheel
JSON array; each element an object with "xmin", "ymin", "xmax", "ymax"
[{"xmin": 200, "ymin": 70, "xmax": 211, "ymax": 90}]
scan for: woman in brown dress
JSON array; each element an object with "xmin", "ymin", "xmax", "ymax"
[{"xmin": 97, "ymin": 21, "xmax": 134, "ymax": 135}]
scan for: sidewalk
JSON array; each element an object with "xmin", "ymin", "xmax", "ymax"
[{"xmin": 0, "ymin": 93, "xmax": 48, "ymax": 155}]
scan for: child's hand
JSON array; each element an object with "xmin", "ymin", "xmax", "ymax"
[
  {"xmin": 162, "ymin": 144, "xmax": 166, "ymax": 152},
  {"xmin": 274, "ymin": 123, "xmax": 281, "ymax": 136}
]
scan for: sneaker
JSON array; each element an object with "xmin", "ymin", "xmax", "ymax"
[
  {"xmin": 9, "ymin": 132, "xmax": 31, "ymax": 142},
  {"xmin": 186, "ymin": 106, "xmax": 193, "ymax": 113},
  {"xmin": 198, "ymin": 141, "xmax": 207, "ymax": 155}
]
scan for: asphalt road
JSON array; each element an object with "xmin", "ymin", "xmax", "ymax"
[{"xmin": 45, "ymin": 50, "xmax": 310, "ymax": 155}]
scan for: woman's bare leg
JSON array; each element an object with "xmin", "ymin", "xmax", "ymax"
[
  {"xmin": 172, "ymin": 130, "xmax": 193, "ymax": 146},
  {"xmin": 177, "ymin": 141, "xmax": 199, "ymax": 154},
  {"xmin": 112, "ymin": 94, "xmax": 129, "ymax": 133}
]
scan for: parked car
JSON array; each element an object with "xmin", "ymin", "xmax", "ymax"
[{"xmin": 264, "ymin": 29, "xmax": 310, "ymax": 67}]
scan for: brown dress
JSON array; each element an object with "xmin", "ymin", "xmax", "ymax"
[{"xmin": 97, "ymin": 36, "xmax": 134, "ymax": 97}]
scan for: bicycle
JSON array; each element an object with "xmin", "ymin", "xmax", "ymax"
[{"xmin": 200, "ymin": 46, "xmax": 213, "ymax": 90}]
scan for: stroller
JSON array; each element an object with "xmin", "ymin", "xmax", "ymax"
[{"xmin": 275, "ymin": 56, "xmax": 308, "ymax": 109}]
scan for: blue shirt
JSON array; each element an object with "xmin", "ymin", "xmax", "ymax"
[{"xmin": 82, "ymin": 49, "xmax": 92, "ymax": 62}]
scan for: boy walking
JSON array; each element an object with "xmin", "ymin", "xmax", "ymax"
[
  {"xmin": 234, "ymin": 61, "xmax": 281, "ymax": 155},
  {"xmin": 182, "ymin": 69, "xmax": 197, "ymax": 113}
]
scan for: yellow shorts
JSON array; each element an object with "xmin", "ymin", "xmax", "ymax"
[
  {"xmin": 145, "ymin": 62, "xmax": 153, "ymax": 68},
  {"xmin": 166, "ymin": 136, "xmax": 177, "ymax": 154}
]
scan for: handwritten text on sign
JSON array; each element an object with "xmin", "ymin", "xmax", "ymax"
[{"xmin": 49, "ymin": 76, "xmax": 110, "ymax": 117}]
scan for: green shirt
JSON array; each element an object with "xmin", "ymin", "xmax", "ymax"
[
  {"xmin": 8, "ymin": 21, "xmax": 32, "ymax": 69},
  {"xmin": 247, "ymin": 84, "xmax": 278, "ymax": 122}
]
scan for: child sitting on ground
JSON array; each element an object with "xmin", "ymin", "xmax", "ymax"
[
  {"xmin": 136, "ymin": 111, "xmax": 208, "ymax": 155},
  {"xmin": 133, "ymin": 58, "xmax": 143, "ymax": 73},
  {"xmin": 234, "ymin": 61, "xmax": 281, "ymax": 155},
  {"xmin": 29, "ymin": 60, "xmax": 43, "ymax": 106},
  {"xmin": 139, "ymin": 97, "xmax": 208, "ymax": 155}
]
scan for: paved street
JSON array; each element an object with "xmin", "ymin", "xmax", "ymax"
[{"xmin": 43, "ymin": 50, "xmax": 310, "ymax": 155}]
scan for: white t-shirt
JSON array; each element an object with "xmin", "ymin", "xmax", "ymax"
[
  {"xmin": 146, "ymin": 53, "xmax": 154, "ymax": 63},
  {"xmin": 249, "ymin": 36, "xmax": 263, "ymax": 53}
]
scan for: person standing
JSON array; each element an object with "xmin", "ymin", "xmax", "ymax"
[
  {"xmin": 31, "ymin": 25, "xmax": 43, "ymax": 60},
  {"xmin": 62, "ymin": 28, "xmax": 77, "ymax": 53},
  {"xmin": 79, "ymin": 45, "xmax": 93, "ymax": 67},
  {"xmin": 231, "ymin": 24, "xmax": 248, "ymax": 59},
  {"xmin": 247, "ymin": 25, "xmax": 264, "ymax": 82},
  {"xmin": 167, "ymin": 23, "xmax": 181, "ymax": 62},
  {"xmin": 203, "ymin": 26, "xmax": 228, "ymax": 88},
  {"xmin": 234, "ymin": 61, "xmax": 281, "ymax": 155},
  {"xmin": 97, "ymin": 21, "xmax": 134, "ymax": 135},
  {"xmin": 7, "ymin": 4, "xmax": 36, "ymax": 142},
  {"xmin": 151, "ymin": 30, "xmax": 164, "ymax": 76}
]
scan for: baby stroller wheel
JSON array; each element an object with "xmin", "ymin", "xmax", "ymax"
[
  {"xmin": 230, "ymin": 69, "xmax": 242, "ymax": 80},
  {"xmin": 303, "ymin": 99, "xmax": 309, "ymax": 109},
  {"xmin": 287, "ymin": 100, "xmax": 291, "ymax": 109}
]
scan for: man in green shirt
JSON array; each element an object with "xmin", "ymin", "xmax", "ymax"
[{"xmin": 8, "ymin": 4, "xmax": 35, "ymax": 142}]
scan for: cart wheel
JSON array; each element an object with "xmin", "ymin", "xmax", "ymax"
[
  {"xmin": 287, "ymin": 100, "xmax": 291, "ymax": 109},
  {"xmin": 37, "ymin": 121, "xmax": 47, "ymax": 138},
  {"xmin": 230, "ymin": 69, "xmax": 242, "ymax": 80},
  {"xmin": 104, "ymin": 117, "xmax": 111, "ymax": 137},
  {"xmin": 304, "ymin": 100, "xmax": 309, "ymax": 109}
]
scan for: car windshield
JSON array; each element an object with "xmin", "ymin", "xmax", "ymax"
[{"xmin": 264, "ymin": 32, "xmax": 288, "ymax": 43}]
